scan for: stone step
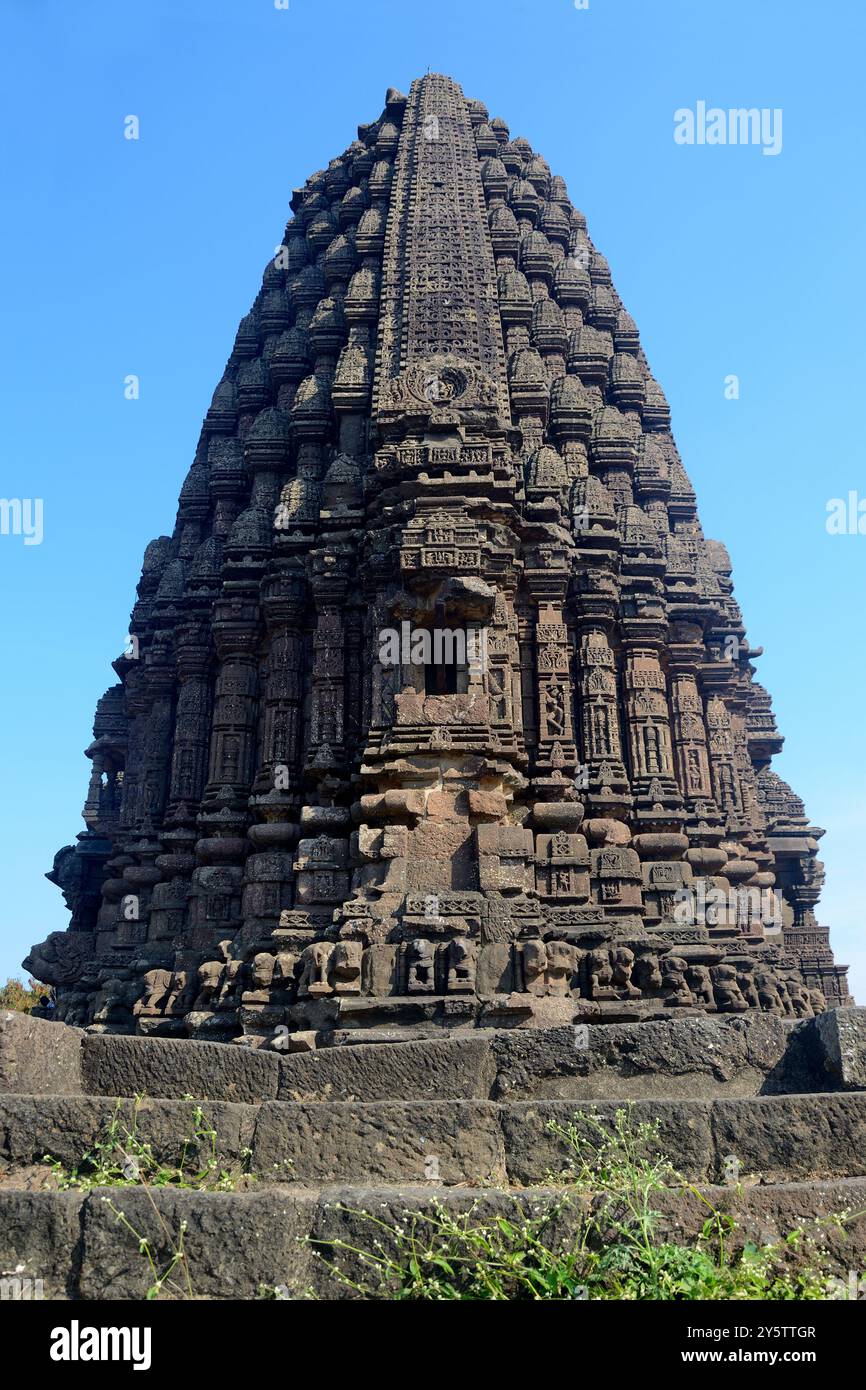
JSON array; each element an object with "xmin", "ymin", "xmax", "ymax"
[
  {"xmin": 3, "ymin": 1177, "xmax": 866, "ymax": 1300},
  {"xmin": 3, "ymin": 1091, "xmax": 866, "ymax": 1188},
  {"xmin": 6, "ymin": 1010, "xmax": 865, "ymax": 1105},
  {"xmin": 8, "ymin": 1009, "xmax": 861, "ymax": 1104}
]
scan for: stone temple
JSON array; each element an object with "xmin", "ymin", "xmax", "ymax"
[{"xmin": 26, "ymin": 73, "xmax": 851, "ymax": 1047}]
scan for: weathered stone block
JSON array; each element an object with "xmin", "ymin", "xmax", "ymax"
[
  {"xmin": 811, "ymin": 1007, "xmax": 866, "ymax": 1090},
  {"xmin": 277, "ymin": 1034, "xmax": 495, "ymax": 1102},
  {"xmin": 0, "ymin": 1011, "xmax": 82, "ymax": 1095},
  {"xmin": 489, "ymin": 1015, "xmax": 802, "ymax": 1101},
  {"xmin": 252, "ymin": 1099, "xmax": 507, "ymax": 1185},
  {"xmin": 78, "ymin": 1188, "xmax": 315, "ymax": 1300},
  {"xmin": 467, "ymin": 790, "xmax": 507, "ymax": 818},
  {"xmin": 82, "ymin": 1034, "xmax": 280, "ymax": 1102},
  {"xmin": 0, "ymin": 1191, "xmax": 84, "ymax": 1300},
  {"xmin": 0, "ymin": 1094, "xmax": 254, "ymax": 1170},
  {"xmin": 709, "ymin": 1093, "xmax": 866, "ymax": 1183},
  {"xmin": 499, "ymin": 1098, "xmax": 714, "ymax": 1185}
]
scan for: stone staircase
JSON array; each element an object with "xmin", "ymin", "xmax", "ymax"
[{"xmin": 2, "ymin": 1008, "xmax": 866, "ymax": 1299}]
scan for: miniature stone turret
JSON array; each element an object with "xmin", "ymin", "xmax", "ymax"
[{"xmin": 26, "ymin": 74, "xmax": 851, "ymax": 1047}]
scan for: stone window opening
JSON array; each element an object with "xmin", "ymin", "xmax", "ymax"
[
  {"xmin": 423, "ymin": 625, "xmax": 471, "ymax": 695},
  {"xmin": 419, "ymin": 603, "xmax": 484, "ymax": 697}
]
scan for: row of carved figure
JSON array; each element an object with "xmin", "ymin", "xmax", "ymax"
[{"xmin": 77, "ymin": 936, "xmax": 827, "ymax": 1027}]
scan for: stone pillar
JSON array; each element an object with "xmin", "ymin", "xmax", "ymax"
[
  {"xmin": 256, "ymin": 566, "xmax": 308, "ymax": 800},
  {"xmin": 204, "ymin": 593, "xmax": 261, "ymax": 803},
  {"xmin": 575, "ymin": 625, "xmax": 626, "ymax": 785},
  {"xmin": 525, "ymin": 561, "xmax": 577, "ymax": 779},
  {"xmin": 167, "ymin": 622, "xmax": 213, "ymax": 815},
  {"xmin": 668, "ymin": 670, "xmax": 713, "ymax": 804},
  {"xmin": 622, "ymin": 644, "xmax": 677, "ymax": 799},
  {"xmin": 486, "ymin": 588, "xmax": 523, "ymax": 751},
  {"xmin": 305, "ymin": 551, "xmax": 348, "ymax": 775},
  {"xmin": 706, "ymin": 696, "xmax": 746, "ymax": 829}
]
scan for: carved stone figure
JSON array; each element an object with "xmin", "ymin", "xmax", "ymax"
[
  {"xmin": 406, "ymin": 939, "xmax": 437, "ymax": 995},
  {"xmin": 685, "ymin": 964, "xmax": 714, "ymax": 1010},
  {"xmin": 298, "ymin": 942, "xmax": 335, "ymax": 998},
  {"xmin": 446, "ymin": 937, "xmax": 477, "ymax": 994},
  {"xmin": 632, "ymin": 953, "xmax": 662, "ymax": 994},
  {"xmin": 662, "ymin": 956, "xmax": 693, "ymax": 1008},
  {"xmin": 545, "ymin": 941, "xmax": 578, "ymax": 997},
  {"xmin": 194, "ymin": 957, "xmax": 226, "ymax": 1012},
  {"xmin": 755, "ymin": 970, "xmax": 787, "ymax": 1016},
  {"xmin": 712, "ymin": 964, "xmax": 749, "ymax": 1013},
  {"xmin": 134, "ymin": 968, "xmax": 174, "ymax": 1017},
  {"xmin": 332, "ymin": 940, "xmax": 363, "ymax": 995},
  {"xmin": 243, "ymin": 953, "xmax": 277, "ymax": 1003},
  {"xmin": 610, "ymin": 946, "xmax": 640, "ymax": 999},
  {"xmin": 588, "ymin": 947, "xmax": 614, "ymax": 999},
  {"xmin": 92, "ymin": 977, "xmax": 136, "ymax": 1025},
  {"xmin": 735, "ymin": 959, "xmax": 761, "ymax": 1010},
  {"xmin": 516, "ymin": 940, "xmax": 543, "ymax": 997}
]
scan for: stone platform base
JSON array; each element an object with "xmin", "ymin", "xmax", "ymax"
[
  {"xmin": 4, "ymin": 1181, "xmax": 866, "ymax": 1301},
  {"xmin": 2, "ymin": 1009, "xmax": 865, "ymax": 1299}
]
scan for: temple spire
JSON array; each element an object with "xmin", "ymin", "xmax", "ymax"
[{"xmin": 26, "ymin": 74, "xmax": 851, "ymax": 1041}]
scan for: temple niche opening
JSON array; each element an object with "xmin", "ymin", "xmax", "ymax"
[{"xmin": 26, "ymin": 73, "xmax": 851, "ymax": 1047}]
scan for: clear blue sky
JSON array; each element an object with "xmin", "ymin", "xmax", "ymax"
[{"xmin": 1, "ymin": 0, "xmax": 863, "ymax": 997}]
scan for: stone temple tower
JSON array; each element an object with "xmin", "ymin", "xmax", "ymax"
[{"xmin": 27, "ymin": 74, "xmax": 851, "ymax": 1045}]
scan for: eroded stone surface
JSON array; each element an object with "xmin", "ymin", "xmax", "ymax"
[
  {"xmin": 7, "ymin": 1010, "xmax": 857, "ymax": 1103},
  {"xmin": 0, "ymin": 1191, "xmax": 84, "ymax": 1301},
  {"xmin": 0, "ymin": 1094, "xmax": 255, "ymax": 1171},
  {"xmin": 5, "ymin": 1179, "xmax": 866, "ymax": 1301},
  {"xmin": 3, "ymin": 1090, "xmax": 866, "ymax": 1189},
  {"xmin": 813, "ymin": 1007, "xmax": 866, "ymax": 1090},
  {"xmin": 0, "ymin": 1010, "xmax": 82, "ymax": 1095},
  {"xmin": 253, "ymin": 1098, "xmax": 506, "ymax": 1185},
  {"xmin": 77, "ymin": 1188, "xmax": 315, "ymax": 1300},
  {"xmin": 82, "ymin": 1033, "xmax": 280, "ymax": 1103},
  {"xmin": 277, "ymin": 1034, "xmax": 496, "ymax": 1102}
]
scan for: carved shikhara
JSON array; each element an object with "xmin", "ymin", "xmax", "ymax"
[{"xmin": 26, "ymin": 74, "xmax": 851, "ymax": 1047}]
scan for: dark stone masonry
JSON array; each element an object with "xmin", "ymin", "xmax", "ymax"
[{"xmin": 25, "ymin": 73, "xmax": 851, "ymax": 1049}]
